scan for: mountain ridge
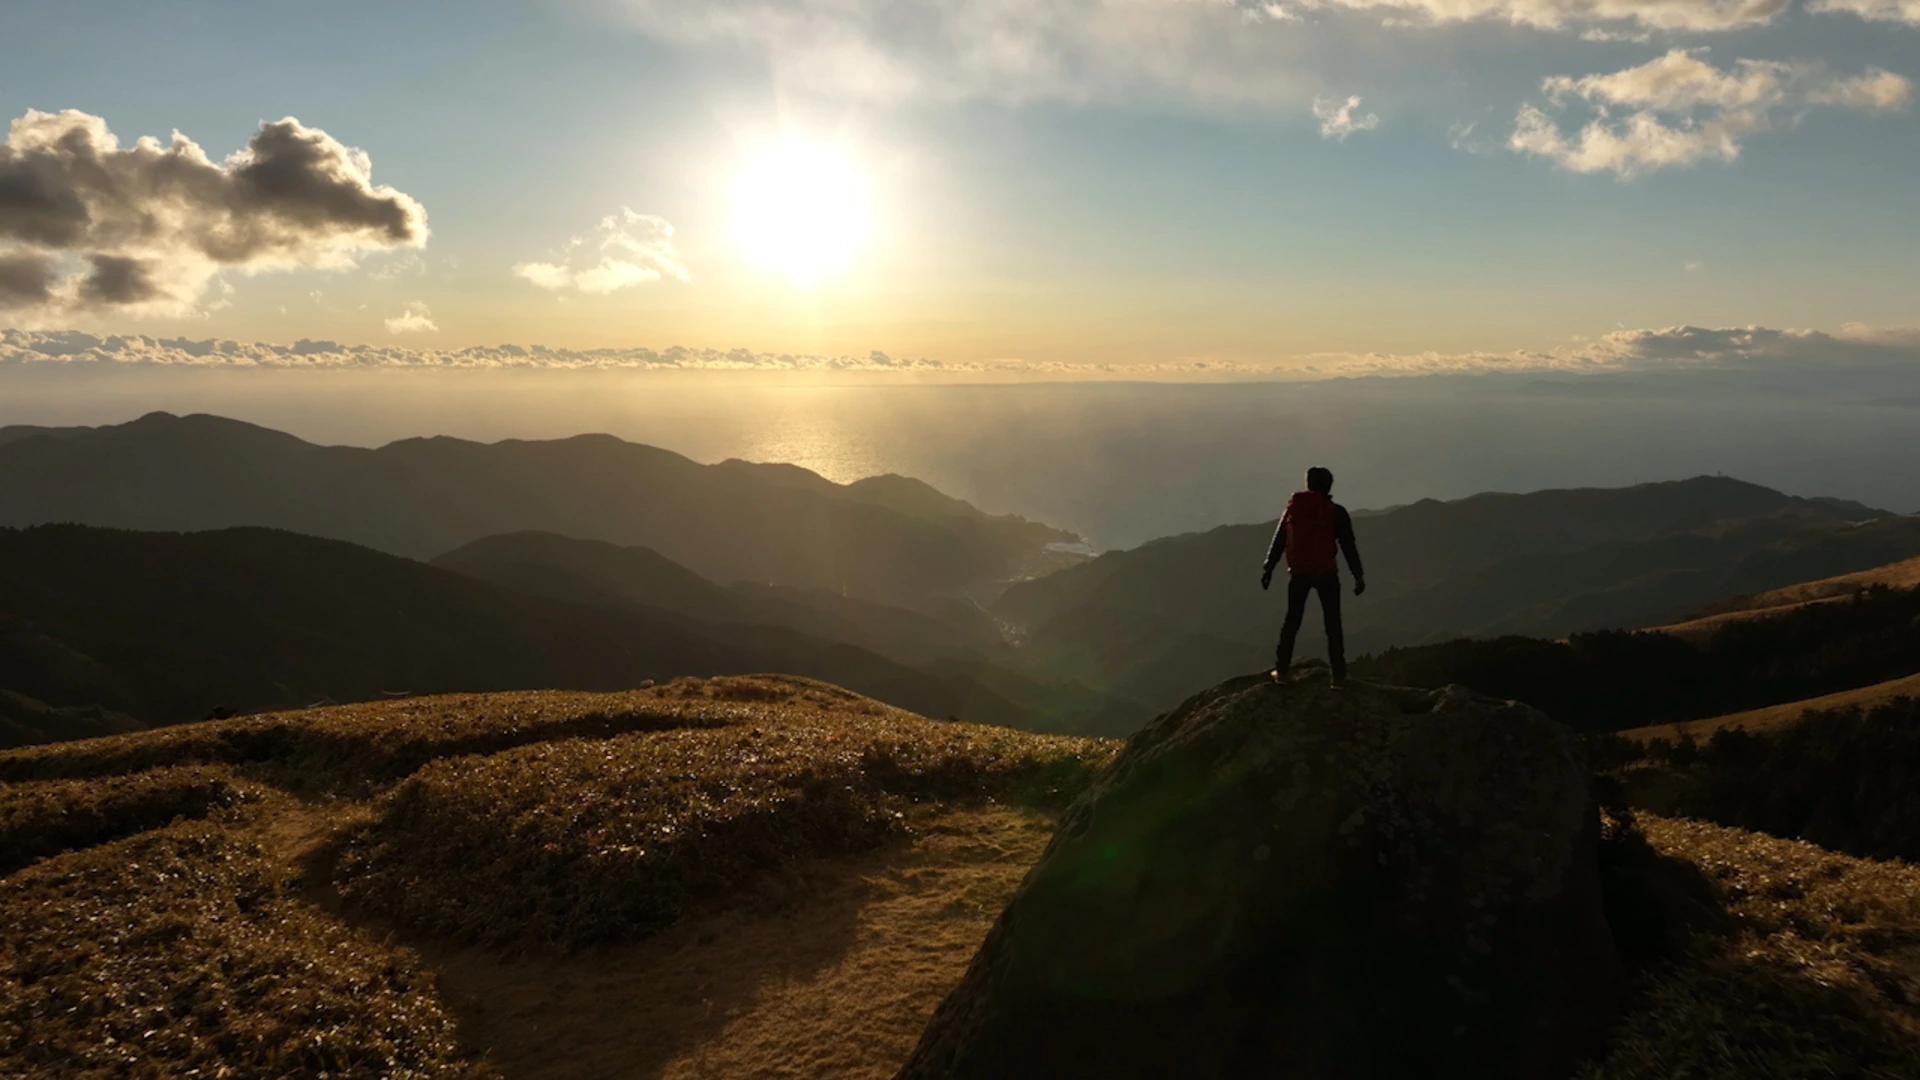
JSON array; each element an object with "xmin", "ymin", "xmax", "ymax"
[
  {"xmin": 995, "ymin": 475, "xmax": 1920, "ymax": 717},
  {"xmin": 0, "ymin": 523, "xmax": 1064, "ymax": 743},
  {"xmin": 0, "ymin": 412, "xmax": 1078, "ymax": 609}
]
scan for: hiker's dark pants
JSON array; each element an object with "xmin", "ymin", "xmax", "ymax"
[{"xmin": 1277, "ymin": 571, "xmax": 1345, "ymax": 680}]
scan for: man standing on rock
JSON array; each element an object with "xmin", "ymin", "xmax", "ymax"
[{"xmin": 1261, "ymin": 466, "xmax": 1366, "ymax": 687}]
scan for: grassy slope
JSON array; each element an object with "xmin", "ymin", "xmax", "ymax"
[
  {"xmin": 0, "ymin": 676, "xmax": 1116, "ymax": 1079},
  {"xmin": 420, "ymin": 805, "xmax": 1055, "ymax": 1080},
  {"xmin": 1583, "ymin": 814, "xmax": 1920, "ymax": 1079},
  {"xmin": 1619, "ymin": 670, "xmax": 1920, "ymax": 743},
  {"xmin": 1650, "ymin": 553, "xmax": 1920, "ymax": 644},
  {"xmin": 11, "ymin": 675, "xmax": 1920, "ymax": 1078}
]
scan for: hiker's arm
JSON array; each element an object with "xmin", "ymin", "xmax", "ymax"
[
  {"xmin": 1336, "ymin": 507, "xmax": 1365, "ymax": 585},
  {"xmin": 1261, "ymin": 517, "xmax": 1287, "ymax": 587},
  {"xmin": 1263, "ymin": 517, "xmax": 1287, "ymax": 574}
]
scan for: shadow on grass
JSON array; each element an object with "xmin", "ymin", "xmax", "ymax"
[
  {"xmin": 300, "ymin": 836, "xmax": 877, "ymax": 1080},
  {"xmin": 1587, "ymin": 810, "xmax": 1920, "ymax": 1078}
]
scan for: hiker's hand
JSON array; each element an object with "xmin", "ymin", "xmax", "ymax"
[
  {"xmin": 1260, "ymin": 569, "xmax": 1272, "ymax": 591},
  {"xmin": 1353, "ymin": 577, "xmax": 1367, "ymax": 596}
]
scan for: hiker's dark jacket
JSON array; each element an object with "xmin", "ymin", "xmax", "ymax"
[{"xmin": 1263, "ymin": 501, "xmax": 1365, "ymax": 579}]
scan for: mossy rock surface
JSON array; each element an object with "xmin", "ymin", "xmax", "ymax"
[{"xmin": 898, "ymin": 668, "xmax": 1624, "ymax": 1080}]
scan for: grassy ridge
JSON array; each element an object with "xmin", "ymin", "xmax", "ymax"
[
  {"xmin": 0, "ymin": 823, "xmax": 490, "ymax": 1080},
  {"xmin": 0, "ymin": 678, "xmax": 872, "ymax": 790},
  {"xmin": 0, "ymin": 765, "xmax": 250, "ymax": 876},
  {"xmin": 337, "ymin": 710, "xmax": 1115, "ymax": 948},
  {"xmin": 0, "ymin": 676, "xmax": 1117, "ymax": 1077},
  {"xmin": 1355, "ymin": 584, "xmax": 1920, "ymax": 734},
  {"xmin": 1621, "ymin": 672, "xmax": 1920, "ymax": 743}
]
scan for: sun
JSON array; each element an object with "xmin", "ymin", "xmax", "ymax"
[{"xmin": 730, "ymin": 140, "xmax": 872, "ymax": 285}]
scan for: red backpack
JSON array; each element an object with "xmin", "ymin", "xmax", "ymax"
[{"xmin": 1283, "ymin": 491, "xmax": 1338, "ymax": 575}]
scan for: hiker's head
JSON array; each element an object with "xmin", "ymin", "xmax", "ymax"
[{"xmin": 1306, "ymin": 467, "xmax": 1334, "ymax": 494}]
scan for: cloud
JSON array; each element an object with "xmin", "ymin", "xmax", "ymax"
[
  {"xmin": 1807, "ymin": 0, "xmax": 1920, "ymax": 23},
  {"xmin": 5, "ymin": 323, "xmax": 1917, "ymax": 380},
  {"xmin": 1313, "ymin": 95, "xmax": 1380, "ymax": 139},
  {"xmin": 368, "ymin": 253, "xmax": 427, "ymax": 280},
  {"xmin": 0, "ymin": 109, "xmax": 426, "ymax": 320},
  {"xmin": 1510, "ymin": 51, "xmax": 1913, "ymax": 177},
  {"xmin": 383, "ymin": 301, "xmax": 438, "ymax": 334},
  {"xmin": 0, "ymin": 254, "xmax": 57, "ymax": 308},
  {"xmin": 1578, "ymin": 26, "xmax": 1654, "ymax": 41},
  {"xmin": 600, "ymin": 0, "xmax": 1857, "ymax": 113},
  {"xmin": 606, "ymin": 1, "xmax": 1339, "ymax": 107},
  {"xmin": 1316, "ymin": 0, "xmax": 1794, "ymax": 31},
  {"xmin": 513, "ymin": 209, "xmax": 688, "ymax": 295}
]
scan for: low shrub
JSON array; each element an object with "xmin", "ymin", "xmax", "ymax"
[
  {"xmin": 336, "ymin": 712, "xmax": 1116, "ymax": 948},
  {"xmin": 0, "ymin": 823, "xmax": 490, "ymax": 1079},
  {"xmin": 0, "ymin": 765, "xmax": 248, "ymax": 876},
  {"xmin": 1671, "ymin": 696, "xmax": 1920, "ymax": 861}
]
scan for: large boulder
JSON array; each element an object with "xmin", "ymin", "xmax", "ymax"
[{"xmin": 897, "ymin": 668, "xmax": 1623, "ymax": 1080}]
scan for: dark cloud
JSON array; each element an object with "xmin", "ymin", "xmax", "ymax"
[
  {"xmin": 0, "ymin": 109, "xmax": 427, "ymax": 316},
  {"xmin": 76, "ymin": 255, "xmax": 162, "ymax": 306},
  {"xmin": 0, "ymin": 149, "xmax": 90, "ymax": 248},
  {"xmin": 0, "ymin": 253, "xmax": 57, "ymax": 308}
]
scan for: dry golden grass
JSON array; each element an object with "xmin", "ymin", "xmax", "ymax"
[
  {"xmin": 1651, "ymin": 555, "xmax": 1920, "ymax": 643},
  {"xmin": 0, "ymin": 676, "xmax": 1114, "ymax": 1078},
  {"xmin": 35, "ymin": 672, "xmax": 1920, "ymax": 1079},
  {"xmin": 334, "ymin": 706, "xmax": 1115, "ymax": 948},
  {"xmin": 0, "ymin": 676, "xmax": 872, "ymax": 792},
  {"xmin": 0, "ymin": 765, "xmax": 252, "ymax": 876},
  {"xmin": 0, "ymin": 821, "xmax": 491, "ymax": 1080},
  {"xmin": 1619, "ymin": 671, "xmax": 1920, "ymax": 743},
  {"xmin": 1583, "ymin": 814, "xmax": 1920, "ymax": 1079},
  {"xmin": 419, "ymin": 805, "xmax": 1055, "ymax": 1080}
]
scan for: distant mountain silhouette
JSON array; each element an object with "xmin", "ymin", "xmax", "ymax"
[
  {"xmin": 995, "ymin": 477, "xmax": 1920, "ymax": 716},
  {"xmin": 0, "ymin": 413, "xmax": 1076, "ymax": 609},
  {"xmin": 433, "ymin": 531, "xmax": 1003, "ymax": 666},
  {"xmin": 0, "ymin": 524, "xmax": 1068, "ymax": 742},
  {"xmin": 0, "ymin": 690, "xmax": 140, "ymax": 750},
  {"xmin": 431, "ymin": 530, "xmax": 1136, "ymax": 734}
]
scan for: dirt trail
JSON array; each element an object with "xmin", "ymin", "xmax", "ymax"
[{"xmin": 376, "ymin": 806, "xmax": 1052, "ymax": 1080}]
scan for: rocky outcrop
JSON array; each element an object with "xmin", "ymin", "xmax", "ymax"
[{"xmin": 897, "ymin": 667, "xmax": 1623, "ymax": 1080}]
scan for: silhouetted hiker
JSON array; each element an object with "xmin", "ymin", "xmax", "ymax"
[{"xmin": 1262, "ymin": 466, "xmax": 1366, "ymax": 687}]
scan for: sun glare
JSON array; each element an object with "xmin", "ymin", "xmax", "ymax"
[{"xmin": 730, "ymin": 140, "xmax": 872, "ymax": 285}]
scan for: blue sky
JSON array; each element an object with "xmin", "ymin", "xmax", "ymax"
[{"xmin": 1, "ymin": 0, "xmax": 1916, "ymax": 373}]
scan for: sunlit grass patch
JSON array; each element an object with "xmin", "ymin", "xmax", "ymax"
[
  {"xmin": 0, "ymin": 676, "xmax": 875, "ymax": 793},
  {"xmin": 0, "ymin": 823, "xmax": 490, "ymax": 1080},
  {"xmin": 336, "ymin": 714, "xmax": 1116, "ymax": 949},
  {"xmin": 1583, "ymin": 814, "xmax": 1920, "ymax": 1078},
  {"xmin": 0, "ymin": 765, "xmax": 251, "ymax": 876}
]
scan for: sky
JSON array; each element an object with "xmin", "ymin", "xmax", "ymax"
[{"xmin": 2, "ymin": 0, "xmax": 1917, "ymax": 376}]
